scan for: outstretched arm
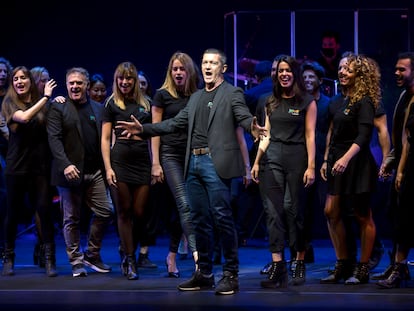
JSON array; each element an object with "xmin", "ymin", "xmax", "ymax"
[{"xmin": 116, "ymin": 114, "xmax": 143, "ymax": 137}]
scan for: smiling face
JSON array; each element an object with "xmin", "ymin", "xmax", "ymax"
[
  {"xmin": 395, "ymin": 58, "xmax": 414, "ymax": 89},
  {"xmin": 89, "ymin": 80, "xmax": 107, "ymax": 103},
  {"xmin": 13, "ymin": 69, "xmax": 31, "ymax": 99},
  {"xmin": 277, "ymin": 61, "xmax": 294, "ymax": 90},
  {"xmin": 337, "ymin": 57, "xmax": 356, "ymax": 89},
  {"xmin": 66, "ymin": 72, "xmax": 88, "ymax": 103},
  {"xmin": 302, "ymin": 69, "xmax": 321, "ymax": 94}
]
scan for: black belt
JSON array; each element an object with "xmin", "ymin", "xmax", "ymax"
[{"xmin": 192, "ymin": 147, "xmax": 210, "ymax": 155}]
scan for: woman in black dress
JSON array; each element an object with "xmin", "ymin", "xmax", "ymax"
[
  {"xmin": 320, "ymin": 54, "xmax": 381, "ymax": 285},
  {"xmin": 101, "ymin": 62, "xmax": 151, "ymax": 280}
]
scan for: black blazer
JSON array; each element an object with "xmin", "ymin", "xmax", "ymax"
[
  {"xmin": 142, "ymin": 81, "xmax": 253, "ymax": 179},
  {"xmin": 47, "ymin": 98, "xmax": 104, "ymax": 187}
]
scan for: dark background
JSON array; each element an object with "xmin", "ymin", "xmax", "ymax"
[
  {"xmin": 2, "ymin": 0, "xmax": 412, "ymax": 96},
  {"xmin": 2, "ymin": 0, "xmax": 413, "ymax": 239}
]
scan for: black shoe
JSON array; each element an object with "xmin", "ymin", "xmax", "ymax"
[
  {"xmin": 260, "ymin": 261, "xmax": 288, "ymax": 289},
  {"xmin": 260, "ymin": 261, "xmax": 272, "ymax": 274},
  {"xmin": 345, "ymin": 262, "xmax": 369, "ymax": 285},
  {"xmin": 83, "ymin": 254, "xmax": 112, "ymax": 273},
  {"xmin": 377, "ymin": 263, "xmax": 409, "ymax": 289},
  {"xmin": 177, "ymin": 270, "xmax": 215, "ymax": 291},
  {"xmin": 289, "ymin": 260, "xmax": 306, "ymax": 286},
  {"xmin": 137, "ymin": 253, "xmax": 157, "ymax": 268},
  {"xmin": 122, "ymin": 255, "xmax": 139, "ymax": 280},
  {"xmin": 215, "ymin": 271, "xmax": 239, "ymax": 295},
  {"xmin": 320, "ymin": 259, "xmax": 353, "ymax": 284},
  {"xmin": 166, "ymin": 257, "xmax": 180, "ymax": 278}
]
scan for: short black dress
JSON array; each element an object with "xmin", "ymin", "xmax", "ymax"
[
  {"xmin": 102, "ymin": 99, "xmax": 151, "ymax": 185},
  {"xmin": 327, "ymin": 95, "xmax": 377, "ymax": 195}
]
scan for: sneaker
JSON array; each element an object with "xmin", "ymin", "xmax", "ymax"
[
  {"xmin": 177, "ymin": 270, "xmax": 215, "ymax": 291},
  {"xmin": 215, "ymin": 271, "xmax": 239, "ymax": 295},
  {"xmin": 83, "ymin": 254, "xmax": 112, "ymax": 273},
  {"xmin": 72, "ymin": 263, "xmax": 87, "ymax": 277},
  {"xmin": 137, "ymin": 253, "xmax": 158, "ymax": 268}
]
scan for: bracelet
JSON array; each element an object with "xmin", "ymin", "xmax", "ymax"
[
  {"xmin": 323, "ymin": 159, "xmax": 328, "ymax": 163},
  {"xmin": 43, "ymin": 95, "xmax": 51, "ymax": 100}
]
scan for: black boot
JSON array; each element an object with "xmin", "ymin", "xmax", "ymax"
[
  {"xmin": 345, "ymin": 262, "xmax": 369, "ymax": 285},
  {"xmin": 39, "ymin": 243, "xmax": 46, "ymax": 268},
  {"xmin": 260, "ymin": 261, "xmax": 288, "ymax": 288},
  {"xmin": 377, "ymin": 263, "xmax": 409, "ymax": 289},
  {"xmin": 371, "ymin": 249, "xmax": 404, "ymax": 280},
  {"xmin": 122, "ymin": 255, "xmax": 139, "ymax": 280},
  {"xmin": 320, "ymin": 259, "xmax": 353, "ymax": 284},
  {"xmin": 44, "ymin": 243, "xmax": 58, "ymax": 277},
  {"xmin": 289, "ymin": 260, "xmax": 306, "ymax": 286},
  {"xmin": 137, "ymin": 252, "xmax": 157, "ymax": 268},
  {"xmin": 2, "ymin": 249, "xmax": 15, "ymax": 276}
]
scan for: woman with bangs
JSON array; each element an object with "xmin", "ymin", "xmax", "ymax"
[
  {"xmin": 101, "ymin": 62, "xmax": 151, "ymax": 280},
  {"xmin": 320, "ymin": 54, "xmax": 381, "ymax": 285}
]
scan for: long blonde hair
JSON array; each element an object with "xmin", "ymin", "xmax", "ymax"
[
  {"xmin": 159, "ymin": 51, "xmax": 200, "ymax": 98},
  {"xmin": 109, "ymin": 62, "xmax": 149, "ymax": 111}
]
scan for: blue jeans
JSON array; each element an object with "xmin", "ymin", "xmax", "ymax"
[
  {"xmin": 58, "ymin": 169, "xmax": 113, "ymax": 265},
  {"xmin": 186, "ymin": 154, "xmax": 239, "ymax": 275}
]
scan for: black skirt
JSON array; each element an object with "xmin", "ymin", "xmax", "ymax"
[
  {"xmin": 327, "ymin": 145, "xmax": 377, "ymax": 195},
  {"xmin": 110, "ymin": 139, "xmax": 151, "ymax": 185}
]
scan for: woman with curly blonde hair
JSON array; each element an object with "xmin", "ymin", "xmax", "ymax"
[{"xmin": 319, "ymin": 53, "xmax": 381, "ymax": 285}]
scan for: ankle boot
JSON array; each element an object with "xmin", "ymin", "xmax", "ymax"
[
  {"xmin": 44, "ymin": 243, "xmax": 58, "ymax": 277},
  {"xmin": 2, "ymin": 249, "xmax": 15, "ymax": 276},
  {"xmin": 320, "ymin": 259, "xmax": 353, "ymax": 284},
  {"xmin": 377, "ymin": 263, "xmax": 409, "ymax": 289},
  {"xmin": 289, "ymin": 260, "xmax": 306, "ymax": 286},
  {"xmin": 260, "ymin": 261, "xmax": 288, "ymax": 288},
  {"xmin": 124, "ymin": 255, "xmax": 139, "ymax": 280},
  {"xmin": 371, "ymin": 250, "xmax": 395, "ymax": 280},
  {"xmin": 345, "ymin": 262, "xmax": 369, "ymax": 285}
]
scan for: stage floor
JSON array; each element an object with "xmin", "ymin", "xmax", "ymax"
[{"xmin": 0, "ymin": 229, "xmax": 413, "ymax": 311}]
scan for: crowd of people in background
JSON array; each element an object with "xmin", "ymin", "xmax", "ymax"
[{"xmin": 0, "ymin": 36, "xmax": 413, "ymax": 295}]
